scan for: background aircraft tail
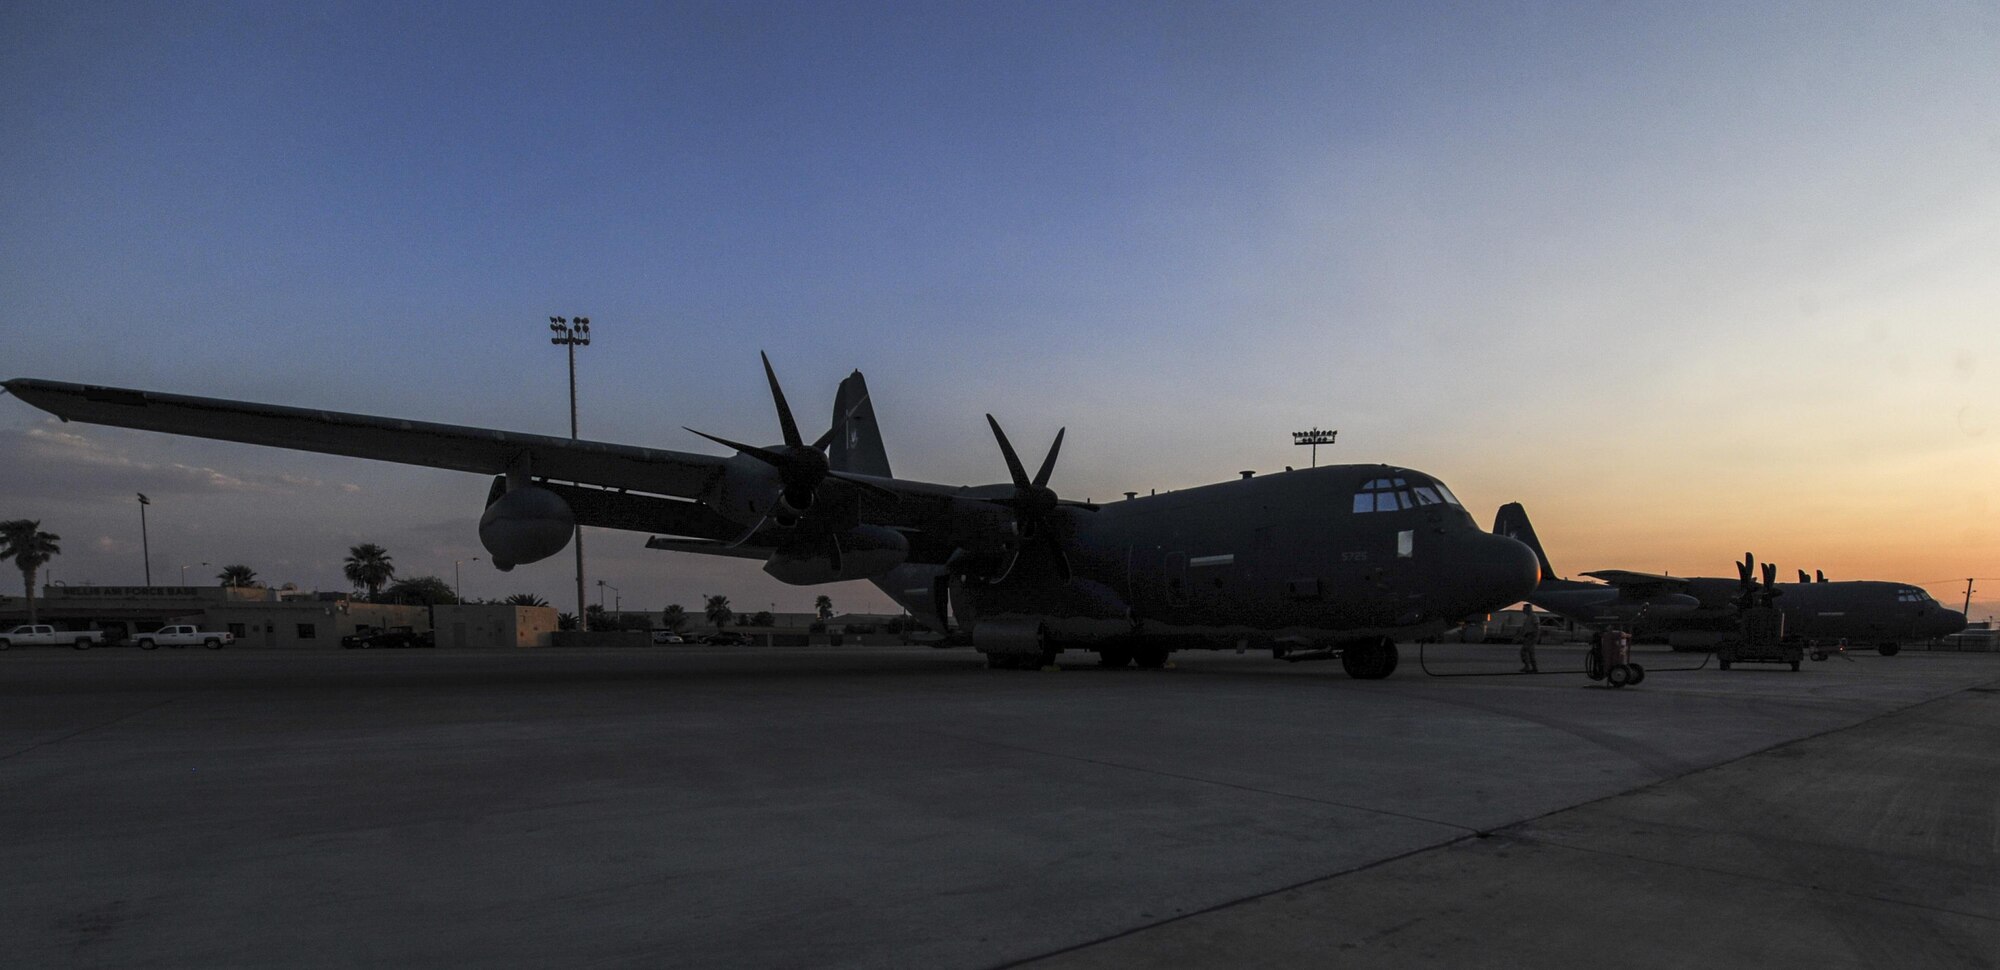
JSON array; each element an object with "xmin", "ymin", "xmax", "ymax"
[
  {"xmin": 1492, "ymin": 502, "xmax": 1558, "ymax": 582},
  {"xmin": 827, "ymin": 370, "xmax": 892, "ymax": 478}
]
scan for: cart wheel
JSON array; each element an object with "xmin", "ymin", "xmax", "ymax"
[
  {"xmin": 1585, "ymin": 647, "xmax": 1604, "ymax": 681},
  {"xmin": 1606, "ymin": 664, "xmax": 1631, "ymax": 687},
  {"xmin": 1812, "ymin": 652, "xmax": 1826, "ymax": 662},
  {"xmin": 1629, "ymin": 664, "xmax": 1645, "ymax": 685}
]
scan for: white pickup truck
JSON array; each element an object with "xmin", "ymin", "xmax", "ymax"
[
  {"xmin": 135, "ymin": 624, "xmax": 234, "ymax": 650},
  {"xmin": 0, "ymin": 624, "xmax": 109, "ymax": 650}
]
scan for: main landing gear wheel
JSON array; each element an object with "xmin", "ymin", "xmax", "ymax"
[
  {"xmin": 1877, "ymin": 642, "xmax": 1901, "ymax": 657},
  {"xmin": 1132, "ymin": 647, "xmax": 1169, "ymax": 670},
  {"xmin": 1098, "ymin": 646, "xmax": 1134, "ymax": 669},
  {"xmin": 1340, "ymin": 638, "xmax": 1399, "ymax": 680}
]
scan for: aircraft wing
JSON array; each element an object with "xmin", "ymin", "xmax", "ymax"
[
  {"xmin": 3, "ymin": 378, "xmax": 724, "ymax": 498},
  {"xmin": 1578, "ymin": 569, "xmax": 1691, "ymax": 591}
]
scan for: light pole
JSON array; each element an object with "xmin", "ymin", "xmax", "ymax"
[
  {"xmin": 597, "ymin": 579, "xmax": 619, "ymax": 613},
  {"xmin": 550, "ymin": 315, "xmax": 592, "ymax": 630},
  {"xmin": 1290, "ymin": 428, "xmax": 1337, "ymax": 468},
  {"xmin": 136, "ymin": 493, "xmax": 153, "ymax": 585},
  {"xmin": 179, "ymin": 561, "xmax": 209, "ymax": 586},
  {"xmin": 455, "ymin": 557, "xmax": 480, "ymax": 603}
]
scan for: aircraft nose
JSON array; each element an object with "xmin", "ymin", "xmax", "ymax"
[
  {"xmin": 1444, "ymin": 530, "xmax": 1542, "ymax": 613},
  {"xmin": 1931, "ymin": 609, "xmax": 1968, "ymax": 637}
]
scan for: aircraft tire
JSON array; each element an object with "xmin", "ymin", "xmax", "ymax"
[
  {"xmin": 1340, "ymin": 638, "xmax": 1398, "ymax": 680},
  {"xmin": 1790, "ymin": 660, "xmax": 1800, "ymax": 671},
  {"xmin": 1133, "ymin": 647, "xmax": 1169, "ymax": 670},
  {"xmin": 1097, "ymin": 647, "xmax": 1133, "ymax": 669},
  {"xmin": 1877, "ymin": 643, "xmax": 1901, "ymax": 657},
  {"xmin": 1718, "ymin": 658, "xmax": 1731, "ymax": 670}
]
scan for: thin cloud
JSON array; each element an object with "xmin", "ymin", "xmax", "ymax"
[{"xmin": 0, "ymin": 422, "xmax": 330, "ymax": 499}]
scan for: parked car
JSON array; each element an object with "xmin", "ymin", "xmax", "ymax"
[
  {"xmin": 650, "ymin": 631, "xmax": 685, "ymax": 644},
  {"xmin": 0, "ymin": 624, "xmax": 108, "ymax": 650},
  {"xmin": 134, "ymin": 624, "xmax": 232, "ymax": 650},
  {"xmin": 701, "ymin": 632, "xmax": 753, "ymax": 646},
  {"xmin": 339, "ymin": 627, "xmax": 431, "ymax": 649}
]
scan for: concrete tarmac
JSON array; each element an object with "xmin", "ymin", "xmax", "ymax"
[{"xmin": 2, "ymin": 642, "xmax": 1994, "ymax": 968}]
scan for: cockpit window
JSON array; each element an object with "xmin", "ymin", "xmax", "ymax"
[
  {"xmin": 1895, "ymin": 588, "xmax": 1928, "ymax": 603},
  {"xmin": 1351, "ymin": 474, "xmax": 1461, "ymax": 513}
]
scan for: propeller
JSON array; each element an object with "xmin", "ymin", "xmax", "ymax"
[
  {"xmin": 684, "ymin": 353, "xmax": 899, "ymax": 538},
  {"xmin": 1817, "ymin": 570, "xmax": 1827, "ymax": 583},
  {"xmin": 979, "ymin": 414, "xmax": 1077, "ymax": 583},
  {"xmin": 1798, "ymin": 569, "xmax": 1810, "ymax": 584},
  {"xmin": 1737, "ymin": 554, "xmax": 1782, "ymax": 609}
]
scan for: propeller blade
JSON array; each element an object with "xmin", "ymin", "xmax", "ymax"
[
  {"xmin": 1799, "ymin": 569, "xmax": 1810, "ymax": 583},
  {"xmin": 1816, "ymin": 570, "xmax": 1826, "ymax": 583},
  {"xmin": 725, "ymin": 513, "xmax": 772, "ymax": 549},
  {"xmin": 985, "ymin": 415, "xmax": 1031, "ymax": 488},
  {"xmin": 826, "ymin": 531, "xmax": 843, "ymax": 574},
  {"xmin": 1032, "ymin": 428, "xmax": 1065, "ymax": 489},
  {"xmin": 1041, "ymin": 531, "xmax": 1072, "ymax": 582},
  {"xmin": 760, "ymin": 352, "xmax": 804, "ymax": 449},
  {"xmin": 684, "ymin": 427, "xmax": 791, "ymax": 469},
  {"xmin": 931, "ymin": 574, "xmax": 953, "ymax": 632},
  {"xmin": 1762, "ymin": 562, "xmax": 1776, "ymax": 586}
]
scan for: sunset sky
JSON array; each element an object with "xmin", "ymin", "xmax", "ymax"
[{"xmin": 3, "ymin": 2, "xmax": 1994, "ymax": 621}]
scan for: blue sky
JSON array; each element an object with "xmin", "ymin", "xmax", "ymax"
[{"xmin": 3, "ymin": 2, "xmax": 1995, "ymax": 619}]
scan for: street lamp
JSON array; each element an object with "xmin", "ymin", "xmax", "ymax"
[
  {"xmin": 550, "ymin": 315, "xmax": 592, "ymax": 630},
  {"xmin": 455, "ymin": 557, "xmax": 480, "ymax": 603},
  {"xmin": 136, "ymin": 493, "xmax": 153, "ymax": 585},
  {"xmin": 179, "ymin": 561, "xmax": 209, "ymax": 585},
  {"xmin": 597, "ymin": 579, "xmax": 619, "ymax": 613}
]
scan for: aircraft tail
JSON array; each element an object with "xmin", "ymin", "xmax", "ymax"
[
  {"xmin": 1492, "ymin": 502, "xmax": 1558, "ymax": 582},
  {"xmin": 827, "ymin": 370, "xmax": 892, "ymax": 478}
]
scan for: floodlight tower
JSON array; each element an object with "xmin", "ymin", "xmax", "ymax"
[
  {"xmin": 550, "ymin": 315, "xmax": 592, "ymax": 630},
  {"xmin": 1291, "ymin": 428, "xmax": 1338, "ymax": 468}
]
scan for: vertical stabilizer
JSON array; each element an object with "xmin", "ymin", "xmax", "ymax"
[
  {"xmin": 1492, "ymin": 502, "xmax": 1558, "ymax": 582},
  {"xmin": 828, "ymin": 370, "xmax": 892, "ymax": 478}
]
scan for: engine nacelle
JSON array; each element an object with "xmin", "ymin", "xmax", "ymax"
[
  {"xmin": 762, "ymin": 525, "xmax": 909, "ymax": 586},
  {"xmin": 479, "ymin": 485, "xmax": 575, "ymax": 571},
  {"xmin": 706, "ymin": 452, "xmax": 788, "ymax": 526}
]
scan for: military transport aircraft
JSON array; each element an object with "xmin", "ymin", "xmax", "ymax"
[
  {"xmin": 1494, "ymin": 503, "xmax": 1965, "ymax": 654},
  {"xmin": 3, "ymin": 362, "xmax": 1539, "ymax": 676}
]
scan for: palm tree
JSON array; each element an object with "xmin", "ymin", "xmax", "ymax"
[
  {"xmin": 815, "ymin": 594, "xmax": 834, "ymax": 620},
  {"xmin": 343, "ymin": 543, "xmax": 395, "ymax": 600},
  {"xmin": 217, "ymin": 564, "xmax": 259, "ymax": 588},
  {"xmin": 504, "ymin": 593, "xmax": 549, "ymax": 607},
  {"xmin": 382, "ymin": 575, "xmax": 456, "ymax": 605},
  {"xmin": 703, "ymin": 594, "xmax": 732, "ymax": 633},
  {"xmin": 660, "ymin": 604, "xmax": 688, "ymax": 632},
  {"xmin": 0, "ymin": 520, "xmax": 60, "ymax": 625},
  {"xmin": 557, "ymin": 612, "xmax": 579, "ymax": 631}
]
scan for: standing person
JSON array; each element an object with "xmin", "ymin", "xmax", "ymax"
[{"xmin": 1519, "ymin": 608, "xmax": 1541, "ymax": 673}]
